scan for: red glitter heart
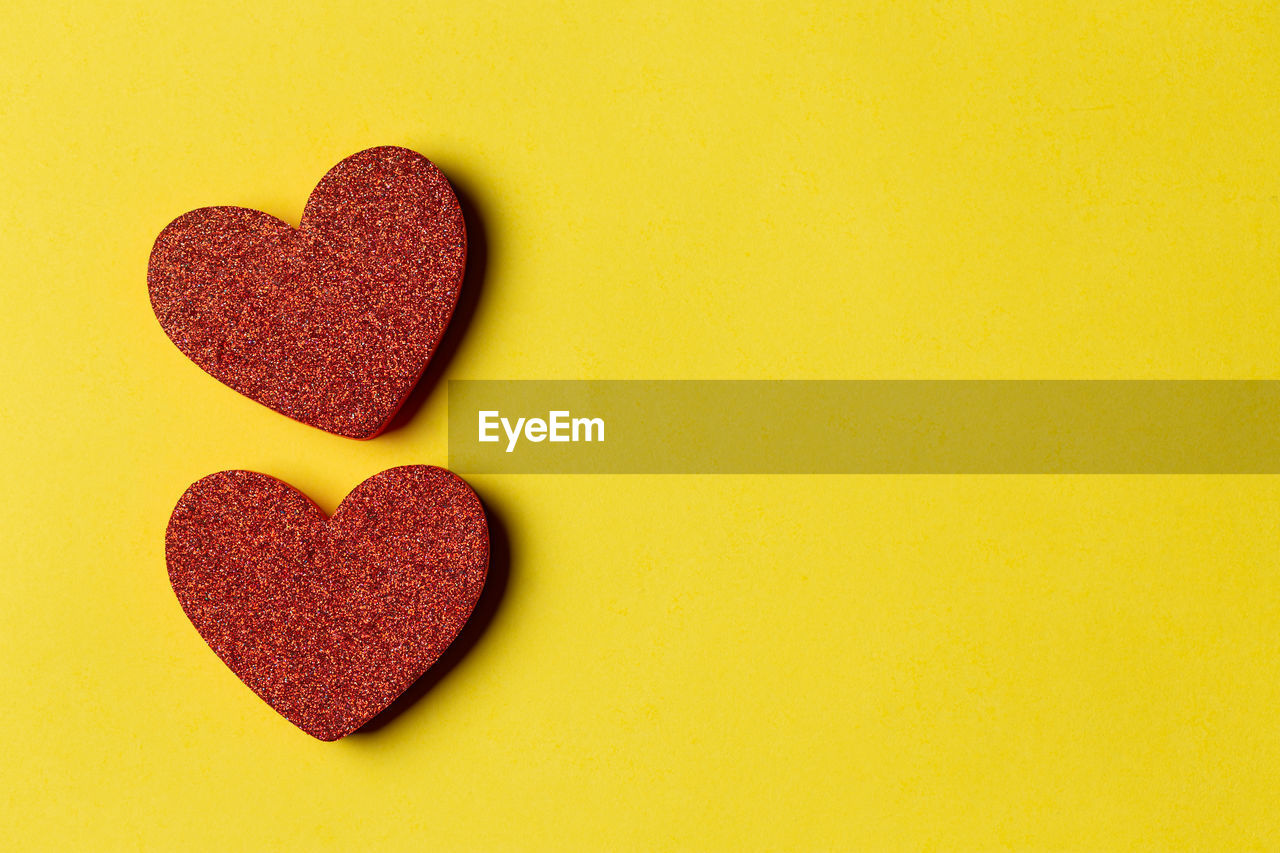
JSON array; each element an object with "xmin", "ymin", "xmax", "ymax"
[
  {"xmin": 166, "ymin": 466, "xmax": 488, "ymax": 741},
  {"xmin": 148, "ymin": 146, "xmax": 466, "ymax": 439}
]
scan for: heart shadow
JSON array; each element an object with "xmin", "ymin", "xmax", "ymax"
[{"xmin": 353, "ymin": 488, "xmax": 511, "ymax": 735}]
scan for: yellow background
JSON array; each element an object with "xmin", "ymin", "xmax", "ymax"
[{"xmin": 4, "ymin": 2, "xmax": 1280, "ymax": 849}]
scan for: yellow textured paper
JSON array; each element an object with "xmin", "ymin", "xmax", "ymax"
[{"xmin": 4, "ymin": 2, "xmax": 1280, "ymax": 849}]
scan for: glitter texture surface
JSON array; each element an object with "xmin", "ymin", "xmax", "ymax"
[
  {"xmin": 165, "ymin": 466, "xmax": 488, "ymax": 741},
  {"xmin": 148, "ymin": 146, "xmax": 466, "ymax": 438}
]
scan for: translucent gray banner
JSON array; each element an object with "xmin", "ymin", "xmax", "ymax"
[{"xmin": 447, "ymin": 381, "xmax": 1280, "ymax": 474}]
